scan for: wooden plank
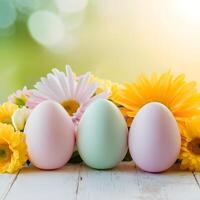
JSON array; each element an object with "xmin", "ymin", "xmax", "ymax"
[
  {"xmin": 2, "ymin": 162, "xmax": 200, "ymax": 200},
  {"xmin": 76, "ymin": 162, "xmax": 141, "ymax": 200},
  {"xmin": 0, "ymin": 173, "xmax": 18, "ymax": 200},
  {"xmin": 193, "ymin": 172, "xmax": 200, "ymax": 189},
  {"xmin": 77, "ymin": 162, "xmax": 200, "ymax": 200},
  {"xmin": 4, "ymin": 164, "xmax": 81, "ymax": 200},
  {"xmin": 135, "ymin": 164, "xmax": 200, "ymax": 200}
]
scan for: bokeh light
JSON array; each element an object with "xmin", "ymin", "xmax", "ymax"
[
  {"xmin": 0, "ymin": 0, "xmax": 16, "ymax": 29},
  {"xmin": 55, "ymin": 0, "xmax": 88, "ymax": 14},
  {"xmin": 13, "ymin": 0, "xmax": 42, "ymax": 15},
  {"xmin": 28, "ymin": 10, "xmax": 65, "ymax": 46}
]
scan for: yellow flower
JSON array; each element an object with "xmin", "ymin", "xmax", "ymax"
[
  {"xmin": 0, "ymin": 102, "xmax": 18, "ymax": 124},
  {"xmin": 179, "ymin": 117, "xmax": 200, "ymax": 171},
  {"xmin": 112, "ymin": 71, "xmax": 200, "ymax": 128},
  {"xmin": 92, "ymin": 75, "xmax": 124, "ymax": 101},
  {"xmin": 0, "ymin": 123, "xmax": 28, "ymax": 173}
]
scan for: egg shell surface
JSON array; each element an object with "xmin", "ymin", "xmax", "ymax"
[
  {"xmin": 129, "ymin": 102, "xmax": 181, "ymax": 173},
  {"xmin": 24, "ymin": 100, "xmax": 75, "ymax": 170},
  {"xmin": 77, "ymin": 99, "xmax": 128, "ymax": 169}
]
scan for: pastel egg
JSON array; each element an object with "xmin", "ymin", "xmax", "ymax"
[
  {"xmin": 77, "ymin": 99, "xmax": 128, "ymax": 169},
  {"xmin": 129, "ymin": 102, "xmax": 181, "ymax": 173},
  {"xmin": 24, "ymin": 100, "xmax": 75, "ymax": 170}
]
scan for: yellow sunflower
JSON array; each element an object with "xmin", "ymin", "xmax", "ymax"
[
  {"xmin": 112, "ymin": 71, "xmax": 200, "ymax": 128},
  {"xmin": 179, "ymin": 117, "xmax": 200, "ymax": 171},
  {"xmin": 0, "ymin": 123, "xmax": 28, "ymax": 173},
  {"xmin": 0, "ymin": 102, "xmax": 18, "ymax": 124}
]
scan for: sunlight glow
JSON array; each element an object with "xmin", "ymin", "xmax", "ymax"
[{"xmin": 175, "ymin": 0, "xmax": 200, "ymax": 23}]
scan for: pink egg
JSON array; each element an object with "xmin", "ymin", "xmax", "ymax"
[
  {"xmin": 129, "ymin": 102, "xmax": 181, "ymax": 173},
  {"xmin": 24, "ymin": 100, "xmax": 75, "ymax": 170}
]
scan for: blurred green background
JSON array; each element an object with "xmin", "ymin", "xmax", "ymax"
[{"xmin": 1, "ymin": 0, "xmax": 200, "ymax": 102}]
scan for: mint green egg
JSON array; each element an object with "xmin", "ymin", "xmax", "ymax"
[{"xmin": 77, "ymin": 99, "xmax": 128, "ymax": 169}]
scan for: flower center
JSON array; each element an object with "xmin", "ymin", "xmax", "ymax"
[
  {"xmin": 187, "ymin": 138, "xmax": 200, "ymax": 155},
  {"xmin": 61, "ymin": 100, "xmax": 80, "ymax": 116},
  {"xmin": 14, "ymin": 96, "xmax": 26, "ymax": 106},
  {"xmin": 0, "ymin": 144, "xmax": 11, "ymax": 163}
]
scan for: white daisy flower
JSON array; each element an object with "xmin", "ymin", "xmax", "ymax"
[{"xmin": 26, "ymin": 65, "xmax": 110, "ymax": 123}]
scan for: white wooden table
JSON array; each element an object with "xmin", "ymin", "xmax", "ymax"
[{"xmin": 0, "ymin": 162, "xmax": 200, "ymax": 200}]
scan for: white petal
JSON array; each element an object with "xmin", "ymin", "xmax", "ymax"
[
  {"xmin": 74, "ymin": 72, "xmax": 91, "ymax": 99},
  {"xmin": 77, "ymin": 82, "xmax": 98, "ymax": 103},
  {"xmin": 29, "ymin": 93, "xmax": 47, "ymax": 103},
  {"xmin": 33, "ymin": 90, "xmax": 53, "ymax": 100},
  {"xmin": 52, "ymin": 68, "xmax": 70, "ymax": 99},
  {"xmin": 34, "ymin": 81, "xmax": 59, "ymax": 101},
  {"xmin": 41, "ymin": 74, "xmax": 64, "ymax": 101},
  {"xmin": 66, "ymin": 65, "xmax": 77, "ymax": 98},
  {"xmin": 46, "ymin": 73, "xmax": 65, "ymax": 101}
]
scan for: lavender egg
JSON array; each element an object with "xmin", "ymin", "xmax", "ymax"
[{"xmin": 129, "ymin": 102, "xmax": 181, "ymax": 173}]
